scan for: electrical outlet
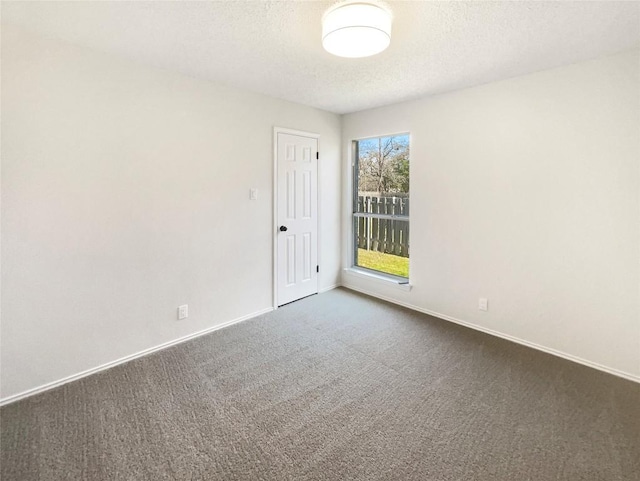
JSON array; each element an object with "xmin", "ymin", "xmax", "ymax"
[
  {"xmin": 250, "ymin": 188, "xmax": 258, "ymax": 200},
  {"xmin": 478, "ymin": 298, "xmax": 488, "ymax": 311},
  {"xmin": 178, "ymin": 304, "xmax": 188, "ymax": 320}
]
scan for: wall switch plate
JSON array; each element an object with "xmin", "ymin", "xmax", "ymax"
[
  {"xmin": 478, "ymin": 298, "xmax": 488, "ymax": 311},
  {"xmin": 178, "ymin": 305, "xmax": 188, "ymax": 320},
  {"xmin": 250, "ymin": 188, "xmax": 258, "ymax": 200}
]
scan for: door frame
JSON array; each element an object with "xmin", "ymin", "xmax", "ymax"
[{"xmin": 273, "ymin": 127, "xmax": 321, "ymax": 309}]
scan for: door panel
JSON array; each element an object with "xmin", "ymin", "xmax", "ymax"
[{"xmin": 277, "ymin": 132, "xmax": 318, "ymax": 306}]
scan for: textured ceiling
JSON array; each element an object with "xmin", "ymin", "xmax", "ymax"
[{"xmin": 2, "ymin": 1, "xmax": 639, "ymax": 114}]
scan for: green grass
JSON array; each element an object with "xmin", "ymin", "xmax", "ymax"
[{"xmin": 357, "ymin": 249, "xmax": 409, "ymax": 278}]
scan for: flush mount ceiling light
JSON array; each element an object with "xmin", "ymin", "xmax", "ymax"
[{"xmin": 322, "ymin": 2, "xmax": 392, "ymax": 58}]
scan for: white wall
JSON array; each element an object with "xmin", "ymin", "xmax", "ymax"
[
  {"xmin": 342, "ymin": 50, "xmax": 640, "ymax": 380},
  {"xmin": 2, "ymin": 27, "xmax": 638, "ymax": 402},
  {"xmin": 0, "ymin": 26, "xmax": 342, "ymax": 399}
]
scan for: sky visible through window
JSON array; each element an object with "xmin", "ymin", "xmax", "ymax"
[{"xmin": 357, "ymin": 134, "xmax": 409, "ymax": 196}]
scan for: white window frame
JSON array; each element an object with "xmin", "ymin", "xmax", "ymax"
[{"xmin": 349, "ymin": 132, "xmax": 411, "ymax": 286}]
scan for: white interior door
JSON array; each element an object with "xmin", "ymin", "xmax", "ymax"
[{"xmin": 276, "ymin": 132, "xmax": 318, "ymax": 306}]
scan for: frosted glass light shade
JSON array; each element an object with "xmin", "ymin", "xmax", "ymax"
[{"xmin": 322, "ymin": 3, "xmax": 392, "ymax": 58}]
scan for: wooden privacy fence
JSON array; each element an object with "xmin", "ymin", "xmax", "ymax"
[{"xmin": 356, "ymin": 195, "xmax": 409, "ymax": 257}]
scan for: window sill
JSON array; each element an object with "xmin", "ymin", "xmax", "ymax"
[{"xmin": 343, "ymin": 267, "xmax": 412, "ymax": 291}]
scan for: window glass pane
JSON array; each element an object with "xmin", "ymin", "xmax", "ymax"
[{"xmin": 354, "ymin": 134, "xmax": 410, "ymax": 278}]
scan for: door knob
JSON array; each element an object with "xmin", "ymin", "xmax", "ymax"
[{"xmin": 279, "ymin": 225, "xmax": 288, "ymax": 232}]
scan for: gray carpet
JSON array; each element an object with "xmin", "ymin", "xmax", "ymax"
[{"xmin": 1, "ymin": 288, "xmax": 639, "ymax": 480}]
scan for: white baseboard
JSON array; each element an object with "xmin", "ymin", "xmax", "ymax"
[
  {"xmin": 0, "ymin": 306, "xmax": 274, "ymax": 407},
  {"xmin": 4, "ymin": 284, "xmax": 636, "ymax": 406},
  {"xmin": 319, "ymin": 283, "xmax": 341, "ymax": 293},
  {"xmin": 342, "ymin": 283, "xmax": 640, "ymax": 384}
]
